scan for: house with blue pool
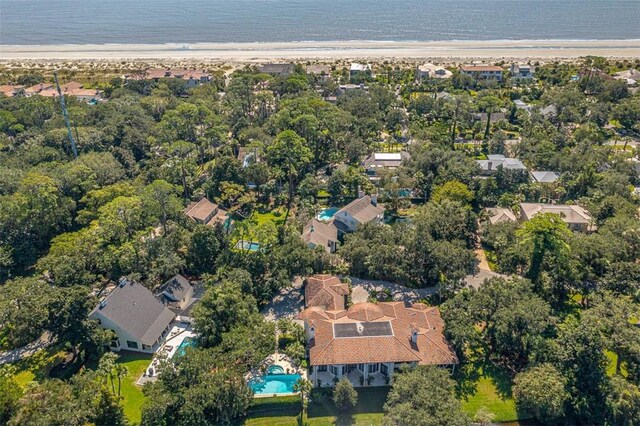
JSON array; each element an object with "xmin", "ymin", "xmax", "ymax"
[
  {"xmin": 297, "ymin": 276, "xmax": 458, "ymax": 387},
  {"xmin": 89, "ymin": 275, "xmax": 201, "ymax": 355}
]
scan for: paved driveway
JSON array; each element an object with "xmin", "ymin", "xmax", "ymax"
[{"xmin": 348, "ymin": 277, "xmax": 435, "ymax": 303}]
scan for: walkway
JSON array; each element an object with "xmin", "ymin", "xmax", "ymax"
[
  {"xmin": 464, "ymin": 248, "xmax": 506, "ymax": 289},
  {"xmin": 0, "ymin": 332, "xmax": 52, "ymax": 365}
]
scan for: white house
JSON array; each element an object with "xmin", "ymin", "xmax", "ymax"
[
  {"xmin": 333, "ymin": 195, "xmax": 385, "ymax": 233},
  {"xmin": 89, "ymin": 277, "xmax": 175, "ymax": 353}
]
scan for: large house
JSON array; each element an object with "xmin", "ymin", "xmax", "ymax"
[
  {"xmin": 361, "ymin": 152, "xmax": 410, "ymax": 180},
  {"xmin": 184, "ymin": 198, "xmax": 231, "ymax": 229},
  {"xmin": 510, "ymin": 63, "xmax": 535, "ymax": 81},
  {"xmin": 416, "ymin": 63, "xmax": 452, "ymax": 82},
  {"xmin": 0, "ymin": 84, "xmax": 24, "ymax": 97},
  {"xmin": 520, "ymin": 203, "xmax": 593, "ymax": 232},
  {"xmin": 477, "ymin": 154, "xmax": 527, "ymax": 175},
  {"xmin": 89, "ymin": 277, "xmax": 176, "ymax": 353},
  {"xmin": 298, "ymin": 300, "xmax": 458, "ymax": 387},
  {"xmin": 333, "ymin": 195, "xmax": 385, "ymax": 233},
  {"xmin": 460, "ymin": 65, "xmax": 503, "ymax": 81},
  {"xmin": 350, "ymin": 63, "xmax": 372, "ymax": 78},
  {"xmin": 302, "ymin": 219, "xmax": 339, "ymax": 253}
]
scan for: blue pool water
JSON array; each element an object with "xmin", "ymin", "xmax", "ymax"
[
  {"xmin": 236, "ymin": 240, "xmax": 260, "ymax": 251},
  {"xmin": 317, "ymin": 207, "xmax": 338, "ymax": 222},
  {"xmin": 173, "ymin": 337, "xmax": 196, "ymax": 358},
  {"xmin": 267, "ymin": 365, "xmax": 285, "ymax": 374},
  {"xmin": 249, "ymin": 373, "xmax": 302, "ymax": 395}
]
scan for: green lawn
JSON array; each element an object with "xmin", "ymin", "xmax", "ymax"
[
  {"xmin": 84, "ymin": 350, "xmax": 152, "ymax": 424},
  {"xmin": 116, "ymin": 352, "xmax": 153, "ymax": 424},
  {"xmin": 250, "ymin": 207, "xmax": 286, "ymax": 227},
  {"xmin": 460, "ymin": 375, "xmax": 519, "ymax": 422},
  {"xmin": 456, "ymin": 362, "xmax": 522, "ymax": 423},
  {"xmin": 12, "ymin": 345, "xmax": 67, "ymax": 387},
  {"xmin": 245, "ymin": 387, "xmax": 388, "ymax": 426}
]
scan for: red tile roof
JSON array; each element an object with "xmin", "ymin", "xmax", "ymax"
[
  {"xmin": 305, "ymin": 275, "xmax": 349, "ymax": 311},
  {"xmin": 299, "ymin": 301, "xmax": 458, "ymax": 367}
]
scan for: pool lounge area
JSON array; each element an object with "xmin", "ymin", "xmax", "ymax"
[{"xmin": 136, "ymin": 323, "xmax": 196, "ymax": 384}]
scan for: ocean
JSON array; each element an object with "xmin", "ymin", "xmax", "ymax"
[{"xmin": 1, "ymin": 0, "xmax": 639, "ymax": 45}]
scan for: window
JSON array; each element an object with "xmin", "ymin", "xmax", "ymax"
[
  {"xmin": 368, "ymin": 363, "xmax": 379, "ymax": 373},
  {"xmin": 110, "ymin": 339, "xmax": 120, "ymax": 348},
  {"xmin": 381, "ymin": 363, "xmax": 389, "ymax": 375},
  {"xmin": 358, "ymin": 363, "xmax": 365, "ymax": 372},
  {"xmin": 142, "ymin": 344, "xmax": 151, "ymax": 351},
  {"xmin": 318, "ymin": 365, "xmax": 327, "ymax": 372},
  {"xmin": 126, "ymin": 341, "xmax": 139, "ymax": 349}
]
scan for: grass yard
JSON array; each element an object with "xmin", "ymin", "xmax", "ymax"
[
  {"xmin": 245, "ymin": 387, "xmax": 388, "ymax": 426},
  {"xmin": 460, "ymin": 375, "xmax": 519, "ymax": 422},
  {"xmin": 12, "ymin": 345, "xmax": 67, "ymax": 387},
  {"xmin": 116, "ymin": 352, "xmax": 153, "ymax": 424},
  {"xmin": 84, "ymin": 350, "xmax": 152, "ymax": 424},
  {"xmin": 251, "ymin": 207, "xmax": 286, "ymax": 227},
  {"xmin": 456, "ymin": 361, "xmax": 523, "ymax": 423}
]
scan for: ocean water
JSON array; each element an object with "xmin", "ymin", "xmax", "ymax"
[{"xmin": 1, "ymin": 0, "xmax": 639, "ymax": 45}]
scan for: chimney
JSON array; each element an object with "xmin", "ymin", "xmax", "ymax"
[
  {"xmin": 308, "ymin": 322, "xmax": 316, "ymax": 341},
  {"xmin": 488, "ymin": 161, "xmax": 493, "ymax": 171},
  {"xmin": 371, "ymin": 193, "xmax": 378, "ymax": 206},
  {"xmin": 358, "ymin": 189, "xmax": 365, "ymax": 199},
  {"xmin": 310, "ymin": 225, "xmax": 314, "ymax": 233},
  {"xmin": 411, "ymin": 326, "xmax": 419, "ymax": 344}
]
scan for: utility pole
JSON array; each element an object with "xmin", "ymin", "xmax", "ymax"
[{"xmin": 53, "ymin": 71, "xmax": 78, "ymax": 159}]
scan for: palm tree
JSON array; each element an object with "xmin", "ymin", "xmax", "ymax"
[{"xmin": 293, "ymin": 378, "xmax": 313, "ymax": 420}]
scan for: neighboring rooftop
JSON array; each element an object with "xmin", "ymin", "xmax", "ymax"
[
  {"xmin": 477, "ymin": 154, "xmax": 527, "ymax": 172},
  {"xmin": 184, "ymin": 198, "xmax": 228, "ymax": 226},
  {"xmin": 362, "ymin": 151, "xmax": 410, "ymax": 171},
  {"xmin": 157, "ymin": 275, "xmax": 192, "ymax": 309},
  {"xmin": 484, "ymin": 207, "xmax": 517, "ymax": 225},
  {"xmin": 302, "ymin": 219, "xmax": 338, "ymax": 253},
  {"xmin": 520, "ymin": 203, "xmax": 592, "ymax": 225},
  {"xmin": 530, "ymin": 171, "xmax": 561, "ymax": 183},
  {"xmin": 336, "ymin": 195, "xmax": 385, "ymax": 224}
]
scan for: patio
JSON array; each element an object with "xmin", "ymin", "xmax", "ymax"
[
  {"xmin": 136, "ymin": 322, "xmax": 196, "ymax": 385},
  {"xmin": 313, "ymin": 364, "xmax": 391, "ymax": 388}
]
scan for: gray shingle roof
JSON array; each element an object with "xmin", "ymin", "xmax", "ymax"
[
  {"xmin": 530, "ymin": 171, "xmax": 560, "ymax": 183},
  {"xmin": 91, "ymin": 279, "xmax": 175, "ymax": 345},
  {"xmin": 337, "ymin": 196, "xmax": 385, "ymax": 225}
]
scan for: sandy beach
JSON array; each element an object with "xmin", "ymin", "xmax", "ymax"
[{"xmin": 1, "ymin": 40, "xmax": 640, "ymax": 61}]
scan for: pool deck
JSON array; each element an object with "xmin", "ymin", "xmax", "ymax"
[{"xmin": 136, "ymin": 322, "xmax": 196, "ymax": 385}]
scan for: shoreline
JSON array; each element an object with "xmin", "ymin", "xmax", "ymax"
[{"xmin": 2, "ymin": 39, "xmax": 640, "ymax": 61}]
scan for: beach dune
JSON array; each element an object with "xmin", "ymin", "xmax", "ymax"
[{"xmin": 2, "ymin": 40, "xmax": 640, "ymax": 61}]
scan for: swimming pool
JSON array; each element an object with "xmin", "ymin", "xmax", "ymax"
[
  {"xmin": 173, "ymin": 336, "xmax": 197, "ymax": 358},
  {"xmin": 236, "ymin": 240, "xmax": 261, "ymax": 251},
  {"xmin": 248, "ymin": 373, "xmax": 302, "ymax": 395},
  {"xmin": 267, "ymin": 365, "xmax": 285, "ymax": 374},
  {"xmin": 317, "ymin": 207, "xmax": 339, "ymax": 221}
]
